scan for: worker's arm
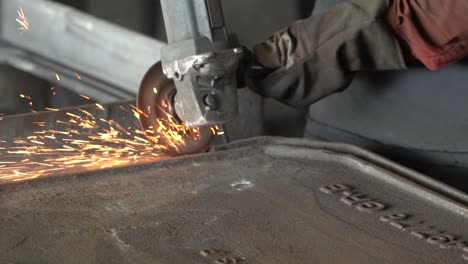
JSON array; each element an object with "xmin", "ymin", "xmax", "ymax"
[{"xmin": 246, "ymin": 0, "xmax": 468, "ymax": 108}]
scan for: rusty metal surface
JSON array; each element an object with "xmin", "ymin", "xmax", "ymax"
[{"xmin": 1, "ymin": 137, "xmax": 467, "ymax": 263}]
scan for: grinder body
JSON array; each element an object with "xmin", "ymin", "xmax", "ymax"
[{"xmin": 159, "ymin": 0, "xmax": 242, "ymax": 127}]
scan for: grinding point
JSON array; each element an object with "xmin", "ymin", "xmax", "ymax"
[{"xmin": 137, "ymin": 62, "xmax": 214, "ymax": 156}]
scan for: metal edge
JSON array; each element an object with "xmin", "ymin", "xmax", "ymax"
[
  {"xmin": 214, "ymin": 137, "xmax": 468, "ymax": 206},
  {"xmin": 2, "ymin": 136, "xmax": 467, "ymax": 210},
  {"xmin": 1, "ymin": 0, "xmax": 165, "ymax": 95},
  {"xmin": 0, "ymin": 47, "xmax": 134, "ymax": 102},
  {"xmin": 0, "ymin": 100, "xmax": 134, "ymax": 121}
]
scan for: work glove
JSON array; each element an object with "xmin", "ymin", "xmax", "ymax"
[
  {"xmin": 245, "ymin": 0, "xmax": 407, "ymax": 108},
  {"xmin": 237, "ymin": 47, "xmax": 271, "ymax": 90}
]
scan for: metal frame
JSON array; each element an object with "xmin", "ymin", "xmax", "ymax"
[{"xmin": 0, "ymin": 0, "xmax": 166, "ymax": 102}]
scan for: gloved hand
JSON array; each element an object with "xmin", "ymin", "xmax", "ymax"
[
  {"xmin": 236, "ymin": 47, "xmax": 271, "ymax": 90},
  {"xmin": 243, "ymin": 0, "xmax": 407, "ymax": 108}
]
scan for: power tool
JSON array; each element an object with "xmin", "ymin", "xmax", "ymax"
[{"xmin": 138, "ymin": 0, "xmax": 243, "ymax": 156}]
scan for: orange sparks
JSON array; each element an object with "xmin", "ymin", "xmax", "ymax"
[
  {"xmin": 0, "ymin": 100, "xmax": 223, "ymax": 183},
  {"xmin": 33, "ymin": 122, "xmax": 46, "ymax": 127},
  {"xmin": 74, "ymin": 72, "xmax": 82, "ymax": 80},
  {"xmin": 139, "ymin": 103, "xmax": 211, "ymax": 155},
  {"xmin": 95, "ymin": 103, "xmax": 105, "ymax": 111},
  {"xmin": 45, "ymin": 107, "xmax": 59, "ymax": 112},
  {"xmin": 16, "ymin": 8, "xmax": 30, "ymax": 33},
  {"xmin": 79, "ymin": 94, "xmax": 90, "ymax": 100},
  {"xmin": 78, "ymin": 109, "xmax": 93, "ymax": 117},
  {"xmin": 19, "ymin": 94, "xmax": 31, "ymax": 100},
  {"xmin": 0, "ymin": 105, "xmax": 166, "ymax": 182}
]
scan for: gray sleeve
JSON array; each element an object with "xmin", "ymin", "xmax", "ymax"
[{"xmin": 250, "ymin": 0, "xmax": 407, "ymax": 108}]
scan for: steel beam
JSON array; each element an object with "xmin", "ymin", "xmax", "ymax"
[{"xmin": 0, "ymin": 0, "xmax": 165, "ymax": 98}]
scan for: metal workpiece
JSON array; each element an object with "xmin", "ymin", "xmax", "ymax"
[
  {"xmin": 0, "ymin": 0, "xmax": 164, "ymax": 97},
  {"xmin": 1, "ymin": 137, "xmax": 468, "ymax": 263},
  {"xmin": 0, "ymin": 47, "xmax": 132, "ymax": 103},
  {"xmin": 159, "ymin": 0, "xmax": 242, "ymax": 127}
]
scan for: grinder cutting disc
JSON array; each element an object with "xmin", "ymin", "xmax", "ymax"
[{"xmin": 137, "ymin": 62, "xmax": 214, "ymax": 156}]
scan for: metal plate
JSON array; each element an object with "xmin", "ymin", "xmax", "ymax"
[{"xmin": 1, "ymin": 137, "xmax": 467, "ymax": 264}]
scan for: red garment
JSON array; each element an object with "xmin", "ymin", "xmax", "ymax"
[{"xmin": 387, "ymin": 0, "xmax": 468, "ymax": 70}]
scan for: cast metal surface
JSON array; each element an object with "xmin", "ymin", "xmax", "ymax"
[
  {"xmin": 1, "ymin": 137, "xmax": 467, "ymax": 263},
  {"xmin": 138, "ymin": 62, "xmax": 214, "ymax": 156},
  {"xmin": 159, "ymin": 0, "xmax": 241, "ymax": 127}
]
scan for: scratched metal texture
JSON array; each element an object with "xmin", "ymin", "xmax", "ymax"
[{"xmin": 0, "ymin": 137, "xmax": 467, "ymax": 264}]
